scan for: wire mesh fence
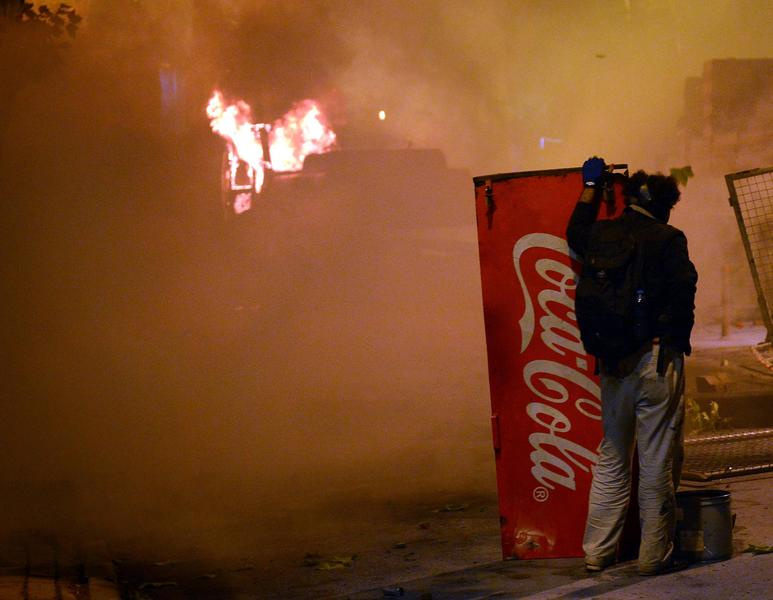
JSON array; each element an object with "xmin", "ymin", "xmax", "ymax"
[
  {"xmin": 683, "ymin": 428, "xmax": 773, "ymax": 481},
  {"xmin": 726, "ymin": 167, "xmax": 773, "ymax": 341}
]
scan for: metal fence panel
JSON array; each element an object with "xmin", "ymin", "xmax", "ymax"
[
  {"xmin": 726, "ymin": 167, "xmax": 773, "ymax": 341},
  {"xmin": 683, "ymin": 428, "xmax": 773, "ymax": 481}
]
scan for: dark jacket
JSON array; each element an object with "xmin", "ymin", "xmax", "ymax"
[{"xmin": 567, "ymin": 202, "xmax": 698, "ymax": 355}]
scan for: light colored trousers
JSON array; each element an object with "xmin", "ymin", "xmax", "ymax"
[{"xmin": 583, "ymin": 345, "xmax": 685, "ymax": 570}]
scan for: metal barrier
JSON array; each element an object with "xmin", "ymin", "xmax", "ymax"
[
  {"xmin": 726, "ymin": 167, "xmax": 773, "ymax": 342},
  {"xmin": 682, "ymin": 427, "xmax": 773, "ymax": 481}
]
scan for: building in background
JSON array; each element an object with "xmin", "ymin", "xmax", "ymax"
[{"xmin": 681, "ymin": 58, "xmax": 773, "ymax": 173}]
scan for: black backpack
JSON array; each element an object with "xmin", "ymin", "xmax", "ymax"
[{"xmin": 575, "ymin": 218, "xmax": 649, "ymax": 362}]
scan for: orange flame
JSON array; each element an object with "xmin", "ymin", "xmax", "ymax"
[
  {"xmin": 206, "ymin": 91, "xmax": 336, "ymax": 193},
  {"xmin": 206, "ymin": 91, "xmax": 266, "ymax": 192},
  {"xmin": 269, "ymin": 99, "xmax": 337, "ymax": 172}
]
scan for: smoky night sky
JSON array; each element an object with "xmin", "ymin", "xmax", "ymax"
[{"xmin": 0, "ymin": 0, "xmax": 771, "ymax": 558}]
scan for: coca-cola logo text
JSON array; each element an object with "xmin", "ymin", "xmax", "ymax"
[{"xmin": 513, "ymin": 233, "xmax": 600, "ymax": 493}]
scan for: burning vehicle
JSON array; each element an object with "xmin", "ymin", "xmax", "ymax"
[
  {"xmin": 206, "ymin": 90, "xmax": 469, "ymax": 227},
  {"xmin": 206, "ymin": 91, "xmax": 337, "ymax": 219},
  {"xmin": 205, "ymin": 90, "xmax": 475, "ymax": 314}
]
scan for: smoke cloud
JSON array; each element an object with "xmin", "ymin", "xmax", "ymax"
[{"xmin": 1, "ymin": 0, "xmax": 771, "ymax": 557}]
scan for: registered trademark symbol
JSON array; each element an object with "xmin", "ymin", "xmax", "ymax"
[{"xmin": 533, "ymin": 486, "xmax": 549, "ymax": 502}]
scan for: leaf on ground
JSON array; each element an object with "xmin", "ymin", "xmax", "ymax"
[
  {"xmin": 310, "ymin": 554, "xmax": 356, "ymax": 570},
  {"xmin": 317, "ymin": 557, "xmax": 353, "ymax": 570},
  {"xmin": 744, "ymin": 544, "xmax": 773, "ymax": 554}
]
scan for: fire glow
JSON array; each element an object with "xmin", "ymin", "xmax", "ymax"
[{"xmin": 206, "ymin": 90, "xmax": 336, "ymax": 194}]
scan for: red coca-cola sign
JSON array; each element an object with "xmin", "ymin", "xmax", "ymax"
[{"xmin": 474, "ymin": 168, "xmax": 623, "ymax": 559}]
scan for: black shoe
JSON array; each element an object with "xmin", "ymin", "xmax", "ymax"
[
  {"xmin": 585, "ymin": 554, "xmax": 615, "ymax": 572},
  {"xmin": 638, "ymin": 543, "xmax": 689, "ymax": 576}
]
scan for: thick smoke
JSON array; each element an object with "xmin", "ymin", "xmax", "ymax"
[
  {"xmin": 329, "ymin": 1, "xmax": 772, "ymax": 323},
  {"xmin": 1, "ymin": 0, "xmax": 771, "ymax": 558}
]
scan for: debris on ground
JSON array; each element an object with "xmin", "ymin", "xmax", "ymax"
[
  {"xmin": 695, "ymin": 372, "xmax": 733, "ymax": 393},
  {"xmin": 744, "ymin": 544, "xmax": 773, "ymax": 554},
  {"xmin": 302, "ymin": 553, "xmax": 357, "ymax": 570},
  {"xmin": 152, "ymin": 560, "xmax": 176, "ymax": 567},
  {"xmin": 138, "ymin": 581, "xmax": 178, "ymax": 590},
  {"xmin": 434, "ymin": 503, "xmax": 469, "ymax": 513}
]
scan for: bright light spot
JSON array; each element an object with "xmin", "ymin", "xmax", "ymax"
[
  {"xmin": 538, "ymin": 136, "xmax": 563, "ymax": 150},
  {"xmin": 378, "ymin": 110, "xmax": 386, "ymax": 121}
]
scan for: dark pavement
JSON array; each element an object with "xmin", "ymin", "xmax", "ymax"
[{"xmin": 0, "ymin": 326, "xmax": 770, "ymax": 599}]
